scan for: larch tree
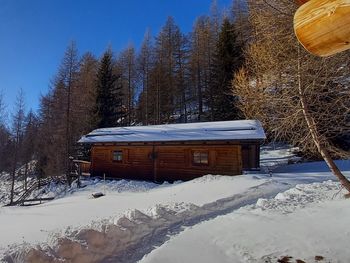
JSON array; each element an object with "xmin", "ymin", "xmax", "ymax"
[
  {"xmin": 58, "ymin": 42, "xmax": 80, "ymax": 180},
  {"xmin": 234, "ymin": 0, "xmax": 350, "ymax": 193},
  {"xmin": 36, "ymin": 90, "xmax": 56, "ymax": 178},
  {"xmin": 117, "ymin": 44, "xmax": 137, "ymax": 126},
  {"xmin": 230, "ymin": 0, "xmax": 251, "ymax": 46},
  {"xmin": 190, "ymin": 15, "xmax": 219, "ymax": 121},
  {"xmin": 10, "ymin": 89, "xmax": 26, "ymax": 204},
  {"xmin": 74, "ymin": 52, "xmax": 98, "ymax": 135},
  {"xmin": 137, "ymin": 29, "xmax": 154, "ymax": 125},
  {"xmin": 21, "ymin": 110, "xmax": 39, "ymax": 190},
  {"xmin": 0, "ymin": 90, "xmax": 12, "ymax": 173},
  {"xmin": 153, "ymin": 16, "xmax": 182, "ymax": 123},
  {"xmin": 173, "ymin": 27, "xmax": 190, "ymax": 123},
  {"xmin": 36, "ymin": 42, "xmax": 80, "ymax": 180}
]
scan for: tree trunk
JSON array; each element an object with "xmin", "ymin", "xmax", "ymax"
[
  {"xmin": 24, "ymin": 162, "xmax": 28, "ymax": 191},
  {"xmin": 297, "ymin": 47, "xmax": 350, "ymax": 193},
  {"xmin": 197, "ymin": 65, "xmax": 203, "ymax": 121},
  {"xmin": 10, "ymin": 144, "xmax": 18, "ymax": 205}
]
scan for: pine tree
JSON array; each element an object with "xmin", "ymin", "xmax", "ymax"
[
  {"xmin": 208, "ymin": 18, "xmax": 244, "ymax": 121},
  {"xmin": 94, "ymin": 49, "xmax": 124, "ymax": 128}
]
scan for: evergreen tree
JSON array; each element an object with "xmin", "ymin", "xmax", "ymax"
[
  {"xmin": 208, "ymin": 18, "xmax": 244, "ymax": 121},
  {"xmin": 94, "ymin": 49, "xmax": 124, "ymax": 128}
]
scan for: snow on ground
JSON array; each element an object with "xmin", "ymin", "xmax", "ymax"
[
  {"xmin": 0, "ymin": 161, "xmax": 38, "ymax": 206},
  {"xmin": 260, "ymin": 143, "xmax": 301, "ymax": 172},
  {"xmin": 0, "ymin": 174, "xmax": 268, "ymax": 262},
  {"xmin": 138, "ymin": 147, "xmax": 350, "ymax": 263},
  {"xmin": 140, "ymin": 180, "xmax": 350, "ymax": 263},
  {"xmin": 1, "ymin": 145, "xmax": 350, "ymax": 262}
]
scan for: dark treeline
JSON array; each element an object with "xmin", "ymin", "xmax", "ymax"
[{"xmin": 0, "ymin": 0, "xmax": 249, "ymax": 179}]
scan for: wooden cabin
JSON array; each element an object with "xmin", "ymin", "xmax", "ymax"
[{"xmin": 78, "ymin": 120, "xmax": 266, "ymax": 181}]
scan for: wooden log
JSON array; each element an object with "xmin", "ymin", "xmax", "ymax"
[{"xmin": 294, "ymin": 0, "xmax": 350, "ymax": 57}]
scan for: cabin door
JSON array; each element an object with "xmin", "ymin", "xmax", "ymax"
[
  {"xmin": 241, "ymin": 144, "xmax": 258, "ymax": 170},
  {"xmin": 153, "ymin": 146, "xmax": 188, "ymax": 182},
  {"xmin": 126, "ymin": 146, "xmax": 155, "ymax": 180}
]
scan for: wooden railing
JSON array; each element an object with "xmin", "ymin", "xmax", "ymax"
[
  {"xmin": 72, "ymin": 160, "xmax": 91, "ymax": 177},
  {"xmin": 7, "ymin": 178, "xmax": 53, "ymax": 206}
]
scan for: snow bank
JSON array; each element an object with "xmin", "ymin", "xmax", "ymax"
[
  {"xmin": 4, "ymin": 179, "xmax": 287, "ymax": 263},
  {"xmin": 140, "ymin": 180, "xmax": 350, "ymax": 263},
  {"xmin": 0, "ymin": 174, "xmax": 267, "ymax": 262}
]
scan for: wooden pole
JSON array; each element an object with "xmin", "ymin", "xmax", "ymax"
[{"xmin": 103, "ymin": 173, "xmax": 106, "ymax": 195}]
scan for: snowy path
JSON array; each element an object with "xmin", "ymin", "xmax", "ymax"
[
  {"xmin": 140, "ymin": 180, "xmax": 350, "ymax": 263},
  {"xmin": 0, "ymin": 175, "xmax": 265, "ymax": 250},
  {"xmin": 139, "ymin": 158, "xmax": 350, "ymax": 263},
  {"xmin": 6, "ymin": 180, "xmax": 290, "ymax": 263}
]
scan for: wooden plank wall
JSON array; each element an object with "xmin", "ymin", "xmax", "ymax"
[
  {"xmin": 91, "ymin": 144, "xmax": 243, "ymax": 181},
  {"xmin": 92, "ymin": 146, "xmax": 154, "ymax": 180}
]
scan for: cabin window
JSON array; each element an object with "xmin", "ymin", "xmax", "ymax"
[
  {"xmin": 192, "ymin": 151, "xmax": 209, "ymax": 165},
  {"xmin": 112, "ymin": 150, "xmax": 123, "ymax": 162}
]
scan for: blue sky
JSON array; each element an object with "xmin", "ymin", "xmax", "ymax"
[{"xmin": 0, "ymin": 0, "xmax": 232, "ymax": 115}]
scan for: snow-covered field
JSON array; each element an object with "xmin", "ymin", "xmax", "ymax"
[
  {"xmin": 0, "ymin": 145, "xmax": 350, "ymax": 262},
  {"xmin": 140, "ymin": 181, "xmax": 349, "ymax": 263}
]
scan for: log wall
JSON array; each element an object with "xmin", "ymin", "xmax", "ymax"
[{"xmin": 90, "ymin": 141, "xmax": 260, "ymax": 181}]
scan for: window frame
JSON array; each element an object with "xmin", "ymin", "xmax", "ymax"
[
  {"xmin": 112, "ymin": 150, "xmax": 123, "ymax": 163},
  {"xmin": 192, "ymin": 150, "xmax": 209, "ymax": 166}
]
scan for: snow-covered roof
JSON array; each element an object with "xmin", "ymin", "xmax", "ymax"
[{"xmin": 78, "ymin": 120, "xmax": 266, "ymax": 144}]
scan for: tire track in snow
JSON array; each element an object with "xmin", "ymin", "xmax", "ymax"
[{"xmin": 5, "ymin": 180, "xmax": 291, "ymax": 263}]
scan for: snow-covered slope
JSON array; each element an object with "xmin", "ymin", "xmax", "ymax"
[
  {"xmin": 0, "ymin": 175, "xmax": 268, "ymax": 261},
  {"xmin": 140, "ymin": 180, "xmax": 350, "ymax": 263}
]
